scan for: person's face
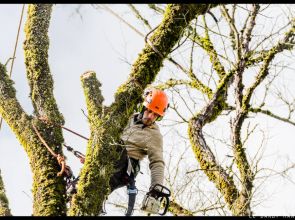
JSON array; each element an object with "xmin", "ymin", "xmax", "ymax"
[{"xmin": 142, "ymin": 108, "xmax": 160, "ymax": 126}]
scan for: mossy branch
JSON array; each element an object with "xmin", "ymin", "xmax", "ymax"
[
  {"xmin": 187, "ymin": 63, "xmax": 242, "ymax": 212},
  {"xmin": 22, "ymin": 5, "xmax": 67, "ymax": 213},
  {"xmin": 168, "ymin": 200, "xmax": 194, "ymax": 216},
  {"xmin": 221, "ymin": 5, "xmax": 241, "ymax": 60},
  {"xmin": 229, "ymin": 8, "xmax": 284, "ymax": 215},
  {"xmin": 0, "ymin": 62, "xmax": 67, "ymax": 215},
  {"xmin": 188, "ymin": 118, "xmax": 239, "ymax": 210},
  {"xmin": 193, "ymin": 16, "xmax": 227, "ymax": 79},
  {"xmin": 0, "ymin": 63, "xmax": 31, "ymax": 151},
  {"xmin": 241, "ymin": 4, "xmax": 260, "ymax": 53},
  {"xmin": 0, "ymin": 170, "xmax": 11, "ymax": 216},
  {"xmin": 231, "ymin": 73, "xmax": 253, "ymax": 215},
  {"xmin": 250, "ymin": 107, "xmax": 295, "ymax": 126},
  {"xmin": 23, "ymin": 4, "xmax": 64, "ymax": 126},
  {"xmin": 229, "ymin": 9, "xmax": 260, "ymax": 204},
  {"xmin": 81, "ymin": 71, "xmax": 104, "ymax": 132},
  {"xmin": 155, "ymin": 78, "xmax": 213, "ymax": 98},
  {"xmin": 229, "ymin": 25, "xmax": 295, "ymax": 214},
  {"xmin": 112, "ymin": 4, "xmax": 218, "ymax": 123}
]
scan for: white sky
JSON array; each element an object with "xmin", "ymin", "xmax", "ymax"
[{"xmin": 0, "ymin": 4, "xmax": 294, "ymax": 216}]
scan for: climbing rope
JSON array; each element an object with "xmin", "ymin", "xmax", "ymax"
[
  {"xmin": 0, "ymin": 4, "xmax": 25, "ymax": 131},
  {"xmin": 38, "ymin": 115, "xmax": 89, "ymax": 141},
  {"xmin": 37, "ymin": 116, "xmax": 87, "ymax": 164},
  {"xmin": 32, "ymin": 123, "xmax": 67, "ymax": 177}
]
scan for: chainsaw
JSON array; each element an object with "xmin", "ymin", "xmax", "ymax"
[{"xmin": 141, "ymin": 184, "xmax": 171, "ymax": 215}]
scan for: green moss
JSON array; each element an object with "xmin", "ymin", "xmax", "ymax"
[
  {"xmin": 0, "ymin": 170, "xmax": 11, "ymax": 216},
  {"xmin": 80, "ymin": 71, "xmax": 104, "ymax": 130},
  {"xmin": 24, "ymin": 4, "xmax": 64, "ymax": 126},
  {"xmin": 23, "ymin": 5, "xmax": 67, "ymax": 214},
  {"xmin": 1, "ymin": 71, "xmax": 67, "ymax": 216},
  {"xmin": 1, "ymin": 5, "xmax": 67, "ymax": 215},
  {"xmin": 168, "ymin": 200, "xmax": 193, "ymax": 216},
  {"xmin": 198, "ymin": 36, "xmax": 226, "ymax": 79},
  {"xmin": 188, "ymin": 118, "xmax": 239, "ymax": 212}
]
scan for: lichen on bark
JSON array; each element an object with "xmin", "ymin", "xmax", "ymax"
[
  {"xmin": 0, "ymin": 170, "xmax": 11, "ymax": 216},
  {"xmin": 1, "ymin": 4, "xmax": 68, "ymax": 215}
]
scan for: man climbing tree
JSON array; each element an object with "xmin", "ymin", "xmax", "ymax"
[
  {"xmin": 112, "ymin": 88, "xmax": 170, "ymax": 216},
  {"xmin": 0, "ymin": 3, "xmax": 216, "ymax": 216},
  {"xmin": 1, "ymin": 3, "xmax": 294, "ymax": 217},
  {"xmin": 68, "ymin": 87, "xmax": 170, "ymax": 216}
]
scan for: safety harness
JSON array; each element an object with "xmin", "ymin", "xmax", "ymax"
[{"xmin": 62, "ymin": 144, "xmax": 85, "ymax": 200}]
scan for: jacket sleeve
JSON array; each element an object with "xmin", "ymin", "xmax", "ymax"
[{"xmin": 147, "ymin": 132, "xmax": 165, "ymax": 188}]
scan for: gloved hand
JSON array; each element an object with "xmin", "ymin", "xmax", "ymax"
[{"xmin": 148, "ymin": 184, "xmax": 170, "ymax": 199}]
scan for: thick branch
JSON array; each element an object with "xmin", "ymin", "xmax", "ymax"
[
  {"xmin": 188, "ymin": 64, "xmax": 241, "ymax": 212},
  {"xmin": 0, "ymin": 62, "xmax": 66, "ymax": 215},
  {"xmin": 0, "ymin": 64, "xmax": 30, "ymax": 140},
  {"xmin": 230, "ymin": 77, "xmax": 254, "ymax": 216},
  {"xmin": 228, "ymin": 10, "xmax": 260, "ymax": 210},
  {"xmin": 0, "ymin": 170, "xmax": 11, "ymax": 216},
  {"xmin": 80, "ymin": 71, "xmax": 104, "ymax": 132},
  {"xmin": 230, "ymin": 14, "xmax": 294, "ymax": 216},
  {"xmin": 23, "ymin": 4, "xmax": 64, "ymax": 125},
  {"xmin": 188, "ymin": 118, "xmax": 239, "ymax": 210}
]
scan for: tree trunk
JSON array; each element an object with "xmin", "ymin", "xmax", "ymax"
[{"xmin": 0, "ymin": 4, "xmax": 67, "ymax": 215}]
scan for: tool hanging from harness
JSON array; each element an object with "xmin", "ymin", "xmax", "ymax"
[
  {"xmin": 62, "ymin": 143, "xmax": 85, "ymax": 199},
  {"xmin": 63, "ymin": 143, "xmax": 85, "ymax": 164},
  {"xmin": 141, "ymin": 184, "xmax": 171, "ymax": 216}
]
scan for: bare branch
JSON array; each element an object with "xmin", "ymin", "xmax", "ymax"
[
  {"xmin": 243, "ymin": 19, "xmax": 295, "ymax": 107},
  {"xmin": 128, "ymin": 4, "xmax": 152, "ymax": 30},
  {"xmin": 221, "ymin": 5, "xmax": 241, "ymax": 60},
  {"xmin": 148, "ymin": 4, "xmax": 165, "ymax": 14}
]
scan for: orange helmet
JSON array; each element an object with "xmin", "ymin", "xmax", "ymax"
[{"xmin": 143, "ymin": 88, "xmax": 169, "ymax": 117}]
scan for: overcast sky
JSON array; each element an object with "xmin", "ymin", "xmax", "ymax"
[{"xmin": 0, "ymin": 4, "xmax": 294, "ymax": 216}]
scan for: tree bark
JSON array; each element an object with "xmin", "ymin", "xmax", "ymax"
[
  {"xmin": 0, "ymin": 170, "xmax": 11, "ymax": 216},
  {"xmin": 1, "ymin": 4, "xmax": 67, "ymax": 215}
]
